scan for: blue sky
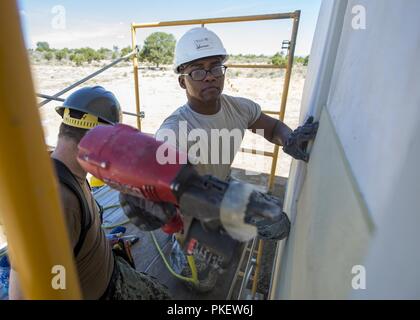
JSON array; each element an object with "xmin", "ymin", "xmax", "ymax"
[{"xmin": 18, "ymin": 0, "xmax": 322, "ymax": 56}]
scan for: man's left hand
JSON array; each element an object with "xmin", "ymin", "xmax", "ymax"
[{"xmin": 283, "ymin": 116, "xmax": 319, "ymax": 162}]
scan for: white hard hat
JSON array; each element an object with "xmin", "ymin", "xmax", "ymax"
[{"xmin": 174, "ymin": 27, "xmax": 228, "ymax": 73}]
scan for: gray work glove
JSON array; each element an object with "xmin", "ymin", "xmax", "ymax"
[
  {"xmin": 253, "ymin": 212, "xmax": 291, "ymax": 240},
  {"xmin": 244, "ymin": 193, "xmax": 291, "ymax": 241},
  {"xmin": 283, "ymin": 116, "xmax": 319, "ymax": 162},
  {"xmin": 119, "ymin": 193, "xmax": 176, "ymax": 231}
]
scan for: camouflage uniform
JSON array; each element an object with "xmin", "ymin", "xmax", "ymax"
[{"xmin": 107, "ymin": 256, "xmax": 172, "ymax": 300}]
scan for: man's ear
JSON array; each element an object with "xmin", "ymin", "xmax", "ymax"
[{"xmin": 178, "ymin": 76, "xmax": 186, "ymax": 89}]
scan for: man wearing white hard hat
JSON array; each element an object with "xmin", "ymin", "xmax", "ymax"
[
  {"xmin": 121, "ymin": 27, "xmax": 319, "ymax": 293},
  {"xmin": 163, "ymin": 27, "xmax": 318, "ymax": 178}
]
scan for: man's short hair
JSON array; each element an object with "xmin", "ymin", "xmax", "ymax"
[{"xmin": 58, "ymin": 109, "xmax": 89, "ymax": 143}]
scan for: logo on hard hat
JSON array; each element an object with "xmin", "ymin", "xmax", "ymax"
[{"xmin": 194, "ymin": 37, "xmax": 213, "ymax": 50}]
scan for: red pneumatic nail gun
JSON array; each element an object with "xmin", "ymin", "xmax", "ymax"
[{"xmin": 77, "ymin": 124, "xmax": 290, "ymax": 242}]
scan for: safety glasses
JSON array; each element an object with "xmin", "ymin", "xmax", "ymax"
[{"xmin": 181, "ymin": 65, "xmax": 227, "ymax": 81}]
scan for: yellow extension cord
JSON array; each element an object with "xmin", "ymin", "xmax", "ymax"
[
  {"xmin": 100, "ymin": 203, "xmax": 199, "ymax": 285},
  {"xmin": 150, "ymin": 231, "xmax": 199, "ymax": 285}
]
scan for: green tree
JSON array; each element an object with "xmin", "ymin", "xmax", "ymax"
[
  {"xmin": 43, "ymin": 51, "xmax": 53, "ymax": 61},
  {"xmin": 97, "ymin": 47, "xmax": 112, "ymax": 60},
  {"xmin": 36, "ymin": 41, "xmax": 50, "ymax": 52},
  {"xmin": 120, "ymin": 46, "xmax": 132, "ymax": 58},
  {"xmin": 140, "ymin": 32, "xmax": 176, "ymax": 68},
  {"xmin": 55, "ymin": 49, "xmax": 68, "ymax": 61},
  {"xmin": 74, "ymin": 47, "xmax": 98, "ymax": 63},
  {"xmin": 271, "ymin": 52, "xmax": 287, "ymax": 68},
  {"xmin": 69, "ymin": 53, "xmax": 85, "ymax": 66},
  {"xmin": 293, "ymin": 55, "xmax": 310, "ymax": 66},
  {"xmin": 98, "ymin": 47, "xmax": 111, "ymax": 55}
]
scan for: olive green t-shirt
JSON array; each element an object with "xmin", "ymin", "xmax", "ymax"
[
  {"xmin": 155, "ymin": 94, "xmax": 261, "ymax": 180},
  {"xmin": 59, "ymin": 175, "xmax": 114, "ymax": 299}
]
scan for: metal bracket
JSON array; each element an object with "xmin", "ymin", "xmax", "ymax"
[
  {"xmin": 123, "ymin": 110, "xmax": 145, "ymax": 119},
  {"xmin": 282, "ymin": 40, "xmax": 291, "ymax": 50},
  {"xmin": 135, "ymin": 45, "xmax": 141, "ymax": 59}
]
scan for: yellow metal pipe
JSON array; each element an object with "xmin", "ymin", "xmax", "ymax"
[
  {"xmin": 268, "ymin": 12, "xmax": 300, "ymax": 191},
  {"xmin": 251, "ymin": 239, "xmax": 264, "ymax": 297},
  {"xmin": 0, "ymin": 1, "xmax": 81, "ymax": 299},
  {"xmin": 263, "ymin": 110, "xmax": 281, "ymax": 116},
  {"xmin": 269, "ymin": 144, "xmax": 281, "ymax": 190},
  {"xmin": 240, "ymin": 147, "xmax": 274, "ymax": 158},
  {"xmin": 131, "ymin": 25, "xmax": 142, "ymax": 131},
  {"xmin": 132, "ymin": 12, "xmax": 297, "ymax": 29}
]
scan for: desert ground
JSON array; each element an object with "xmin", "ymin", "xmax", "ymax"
[{"xmin": 0, "ymin": 61, "xmax": 306, "ymax": 247}]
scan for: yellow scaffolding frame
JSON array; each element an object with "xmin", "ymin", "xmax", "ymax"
[
  {"xmin": 131, "ymin": 12, "xmax": 300, "ymax": 299},
  {"xmin": 0, "ymin": 7, "xmax": 300, "ymax": 300},
  {"xmin": 131, "ymin": 11, "xmax": 300, "ymax": 191},
  {"xmin": 0, "ymin": 1, "xmax": 81, "ymax": 299}
]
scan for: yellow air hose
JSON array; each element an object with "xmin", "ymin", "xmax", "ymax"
[
  {"xmin": 99, "ymin": 201, "xmax": 198, "ymax": 284},
  {"xmin": 150, "ymin": 231, "xmax": 199, "ymax": 285}
]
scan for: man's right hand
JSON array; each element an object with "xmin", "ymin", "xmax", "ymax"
[{"xmin": 119, "ymin": 193, "xmax": 176, "ymax": 231}]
